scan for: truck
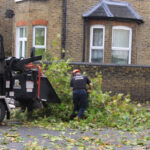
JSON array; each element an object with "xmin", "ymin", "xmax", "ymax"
[{"xmin": 0, "ymin": 34, "xmax": 60, "ymax": 122}]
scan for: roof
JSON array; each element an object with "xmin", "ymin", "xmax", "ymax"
[{"xmin": 83, "ymin": 0, "xmax": 143, "ymax": 24}]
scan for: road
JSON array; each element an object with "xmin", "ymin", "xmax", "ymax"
[{"xmin": 0, "ymin": 122, "xmax": 149, "ymax": 150}]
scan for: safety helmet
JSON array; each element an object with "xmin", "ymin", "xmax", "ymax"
[{"xmin": 72, "ymin": 69, "xmax": 80, "ymax": 76}]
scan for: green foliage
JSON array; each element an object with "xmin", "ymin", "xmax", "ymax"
[
  {"xmin": 11, "ymin": 109, "xmax": 28, "ymax": 122},
  {"xmin": 36, "ymin": 58, "xmax": 150, "ymax": 131},
  {"xmin": 12, "ymin": 57, "xmax": 150, "ymax": 132},
  {"xmin": 41, "ymin": 51, "xmax": 52, "ymax": 61},
  {"xmin": 42, "ymin": 57, "xmax": 72, "ymax": 102}
]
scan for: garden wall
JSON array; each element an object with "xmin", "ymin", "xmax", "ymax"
[{"xmin": 70, "ymin": 62, "xmax": 150, "ymax": 101}]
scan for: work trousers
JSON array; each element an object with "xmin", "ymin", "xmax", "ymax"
[{"xmin": 72, "ymin": 89, "xmax": 88, "ymax": 119}]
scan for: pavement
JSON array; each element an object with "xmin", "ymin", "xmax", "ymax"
[{"xmin": 0, "ymin": 121, "xmax": 149, "ymax": 150}]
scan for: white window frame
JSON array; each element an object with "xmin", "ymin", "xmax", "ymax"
[
  {"xmin": 112, "ymin": 26, "xmax": 132, "ymax": 64},
  {"xmin": 16, "ymin": 26, "xmax": 27, "ymax": 58},
  {"xmin": 33, "ymin": 26, "xmax": 47, "ymax": 50},
  {"xmin": 89, "ymin": 25, "xmax": 105, "ymax": 63},
  {"xmin": 15, "ymin": 0, "xmax": 23, "ymax": 2}
]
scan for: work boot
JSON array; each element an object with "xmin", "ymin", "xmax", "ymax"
[
  {"xmin": 75, "ymin": 116, "xmax": 80, "ymax": 121},
  {"xmin": 70, "ymin": 113, "xmax": 77, "ymax": 120}
]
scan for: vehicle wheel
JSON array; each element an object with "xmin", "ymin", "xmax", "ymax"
[{"xmin": 0, "ymin": 101, "xmax": 6, "ymax": 122}]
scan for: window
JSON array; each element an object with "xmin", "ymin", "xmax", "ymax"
[
  {"xmin": 90, "ymin": 25, "xmax": 105, "ymax": 63},
  {"xmin": 33, "ymin": 26, "xmax": 47, "ymax": 56},
  {"xmin": 111, "ymin": 26, "xmax": 132, "ymax": 64},
  {"xmin": 16, "ymin": 27, "xmax": 27, "ymax": 58}
]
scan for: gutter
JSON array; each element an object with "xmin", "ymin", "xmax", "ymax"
[
  {"xmin": 83, "ymin": 16, "xmax": 144, "ymax": 24},
  {"xmin": 61, "ymin": 0, "xmax": 67, "ymax": 59},
  {"xmin": 82, "ymin": 19, "xmax": 87, "ymax": 62}
]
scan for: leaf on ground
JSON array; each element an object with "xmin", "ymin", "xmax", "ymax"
[
  {"xmin": 93, "ymin": 131, "xmax": 99, "ymax": 135},
  {"xmin": 9, "ymin": 128, "xmax": 17, "ymax": 132},
  {"xmin": 66, "ymin": 138, "xmax": 76, "ymax": 143},
  {"xmin": 49, "ymin": 136, "xmax": 63, "ymax": 142},
  {"xmin": 41, "ymin": 133, "xmax": 50, "ymax": 139},
  {"xmin": 82, "ymin": 136, "xmax": 90, "ymax": 141}
]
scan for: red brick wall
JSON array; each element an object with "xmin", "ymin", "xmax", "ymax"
[{"xmin": 16, "ymin": 20, "xmax": 27, "ymax": 26}]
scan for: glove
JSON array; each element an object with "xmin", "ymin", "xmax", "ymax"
[{"xmin": 87, "ymin": 89, "xmax": 92, "ymax": 93}]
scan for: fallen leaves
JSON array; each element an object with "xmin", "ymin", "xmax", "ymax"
[
  {"xmin": 3, "ymin": 59, "xmax": 150, "ymax": 149},
  {"xmin": 1, "ymin": 132, "xmax": 24, "ymax": 145},
  {"xmin": 1, "ymin": 124, "xmax": 150, "ymax": 150},
  {"xmin": 24, "ymin": 140, "xmax": 49, "ymax": 150}
]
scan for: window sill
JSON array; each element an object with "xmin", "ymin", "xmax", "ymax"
[{"xmin": 15, "ymin": 0, "xmax": 24, "ymax": 2}]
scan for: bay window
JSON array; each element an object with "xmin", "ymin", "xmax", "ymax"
[
  {"xmin": 90, "ymin": 25, "xmax": 105, "ymax": 63},
  {"xmin": 16, "ymin": 27, "xmax": 27, "ymax": 58},
  {"xmin": 33, "ymin": 26, "xmax": 47, "ymax": 56},
  {"xmin": 111, "ymin": 26, "xmax": 132, "ymax": 64}
]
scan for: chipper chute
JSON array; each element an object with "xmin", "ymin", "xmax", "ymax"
[
  {"xmin": 0, "ymin": 34, "xmax": 61, "ymax": 122},
  {"xmin": 40, "ymin": 77, "xmax": 60, "ymax": 103}
]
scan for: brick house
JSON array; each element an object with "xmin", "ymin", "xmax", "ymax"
[
  {"xmin": 0, "ymin": 0, "xmax": 14, "ymax": 55},
  {"xmin": 3, "ymin": 0, "xmax": 150, "ymax": 65},
  {"xmin": 0, "ymin": 0, "xmax": 150, "ymax": 100}
]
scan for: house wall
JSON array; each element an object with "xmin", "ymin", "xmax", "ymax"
[
  {"xmin": 13, "ymin": 0, "xmax": 150, "ymax": 65},
  {"xmin": 85, "ymin": 20, "xmax": 138, "ymax": 64},
  {"xmin": 0, "ymin": 0, "xmax": 14, "ymax": 56},
  {"xmin": 14, "ymin": 0, "xmax": 62, "ymax": 58},
  {"xmin": 65, "ymin": 0, "xmax": 99, "ymax": 61},
  {"xmin": 123, "ymin": 0, "xmax": 150, "ymax": 65},
  {"xmin": 65, "ymin": 0, "xmax": 150, "ymax": 65},
  {"xmin": 7, "ymin": 0, "xmax": 150, "ymax": 100}
]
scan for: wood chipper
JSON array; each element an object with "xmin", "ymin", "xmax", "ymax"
[{"xmin": 0, "ymin": 34, "xmax": 60, "ymax": 122}]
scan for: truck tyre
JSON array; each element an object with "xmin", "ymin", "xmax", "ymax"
[{"xmin": 0, "ymin": 101, "xmax": 6, "ymax": 122}]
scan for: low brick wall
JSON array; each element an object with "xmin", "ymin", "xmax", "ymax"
[{"xmin": 70, "ymin": 62, "xmax": 150, "ymax": 101}]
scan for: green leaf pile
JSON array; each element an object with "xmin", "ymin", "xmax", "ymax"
[{"xmin": 15, "ymin": 58, "xmax": 150, "ymax": 132}]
